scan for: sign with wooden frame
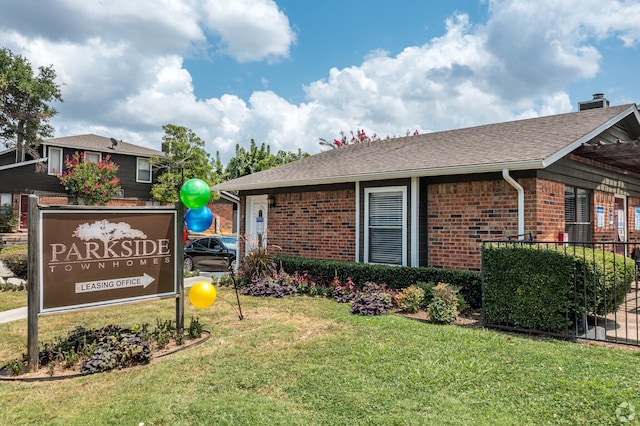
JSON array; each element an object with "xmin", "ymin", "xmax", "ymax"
[{"xmin": 26, "ymin": 198, "xmax": 185, "ymax": 371}]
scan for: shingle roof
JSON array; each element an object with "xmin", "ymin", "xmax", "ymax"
[
  {"xmin": 214, "ymin": 104, "xmax": 639, "ymax": 191},
  {"xmin": 43, "ymin": 134, "xmax": 165, "ymax": 157}
]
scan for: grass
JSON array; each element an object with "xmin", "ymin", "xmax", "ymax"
[
  {"xmin": 1, "ymin": 288, "xmax": 640, "ymax": 425},
  {"xmin": 0, "ymin": 290, "xmax": 27, "ymax": 311}
]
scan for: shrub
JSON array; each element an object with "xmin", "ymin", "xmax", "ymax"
[
  {"xmin": 427, "ymin": 283, "xmax": 459, "ymax": 324},
  {"xmin": 241, "ymin": 277, "xmax": 298, "ymax": 298},
  {"xmin": 1, "ymin": 251, "xmax": 28, "ymax": 280},
  {"xmin": 395, "ymin": 285, "xmax": 425, "ymax": 313},
  {"xmin": 188, "ymin": 317, "xmax": 204, "ymax": 338},
  {"xmin": 0, "ymin": 204, "xmax": 17, "ymax": 233},
  {"xmin": 218, "ymin": 273, "xmax": 235, "ymax": 287},
  {"xmin": 428, "ymin": 299, "xmax": 458, "ymax": 324},
  {"xmin": 350, "ymin": 282, "xmax": 393, "ymax": 316},
  {"xmin": 332, "ymin": 276, "xmax": 356, "ymax": 303},
  {"xmin": 274, "ymin": 255, "xmax": 482, "ymax": 308},
  {"xmin": 290, "ymin": 271, "xmax": 331, "ymax": 297},
  {"xmin": 238, "ymin": 245, "xmax": 276, "ymax": 283},
  {"xmin": 483, "ymin": 244, "xmax": 636, "ymax": 333},
  {"xmin": 414, "ymin": 281, "xmax": 435, "ymax": 308},
  {"xmin": 152, "ymin": 319, "xmax": 176, "ymax": 350}
]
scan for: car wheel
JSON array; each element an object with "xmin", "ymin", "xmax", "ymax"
[
  {"xmin": 230, "ymin": 259, "xmax": 237, "ymax": 270},
  {"xmin": 184, "ymin": 257, "xmax": 194, "ymax": 271}
]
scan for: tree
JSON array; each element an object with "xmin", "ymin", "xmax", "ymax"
[
  {"xmin": 57, "ymin": 152, "xmax": 121, "ymax": 205},
  {"xmin": 319, "ymin": 128, "xmax": 420, "ymax": 150},
  {"xmin": 73, "ymin": 220, "xmax": 147, "ymax": 255},
  {"xmin": 220, "ymin": 139, "xmax": 308, "ymax": 181},
  {"xmin": 0, "ymin": 48, "xmax": 63, "ymax": 166},
  {"xmin": 151, "ymin": 124, "xmax": 217, "ymax": 203}
]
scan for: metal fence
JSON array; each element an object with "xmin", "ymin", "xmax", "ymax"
[{"xmin": 481, "ymin": 239, "xmax": 640, "ymax": 346}]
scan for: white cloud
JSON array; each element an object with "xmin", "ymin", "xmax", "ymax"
[{"xmin": 199, "ymin": 0, "xmax": 296, "ymax": 62}]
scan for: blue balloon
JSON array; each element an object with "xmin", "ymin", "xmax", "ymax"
[{"xmin": 185, "ymin": 207, "xmax": 213, "ymax": 232}]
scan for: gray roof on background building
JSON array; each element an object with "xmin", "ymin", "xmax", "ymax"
[
  {"xmin": 214, "ymin": 104, "xmax": 640, "ymax": 192},
  {"xmin": 43, "ymin": 134, "xmax": 165, "ymax": 157}
]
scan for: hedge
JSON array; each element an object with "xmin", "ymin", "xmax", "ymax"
[
  {"xmin": 273, "ymin": 255, "xmax": 482, "ymax": 308},
  {"xmin": 0, "ymin": 251, "xmax": 28, "ymax": 280},
  {"xmin": 483, "ymin": 244, "xmax": 636, "ymax": 333}
]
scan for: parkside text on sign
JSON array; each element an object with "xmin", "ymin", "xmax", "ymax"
[{"xmin": 40, "ymin": 209, "xmax": 177, "ymax": 313}]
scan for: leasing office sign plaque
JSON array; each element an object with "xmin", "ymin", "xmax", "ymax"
[{"xmin": 40, "ymin": 209, "xmax": 177, "ymax": 313}]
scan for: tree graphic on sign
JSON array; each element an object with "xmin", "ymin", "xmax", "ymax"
[{"xmin": 73, "ymin": 219, "xmax": 147, "ymax": 252}]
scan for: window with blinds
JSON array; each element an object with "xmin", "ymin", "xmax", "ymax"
[
  {"xmin": 366, "ymin": 188, "xmax": 406, "ymax": 265},
  {"xmin": 564, "ymin": 186, "xmax": 591, "ymax": 242}
]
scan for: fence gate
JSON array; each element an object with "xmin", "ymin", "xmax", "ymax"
[{"xmin": 481, "ymin": 240, "xmax": 640, "ymax": 346}]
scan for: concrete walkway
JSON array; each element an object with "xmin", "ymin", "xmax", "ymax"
[{"xmin": 0, "ymin": 274, "xmax": 219, "ymax": 324}]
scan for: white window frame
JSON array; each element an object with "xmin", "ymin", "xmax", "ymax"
[
  {"xmin": 0, "ymin": 193, "xmax": 11, "ymax": 207},
  {"xmin": 364, "ymin": 186, "xmax": 407, "ymax": 266},
  {"xmin": 85, "ymin": 151, "xmax": 101, "ymax": 163},
  {"xmin": 48, "ymin": 147, "xmax": 63, "ymax": 175},
  {"xmin": 137, "ymin": 158, "xmax": 152, "ymax": 183}
]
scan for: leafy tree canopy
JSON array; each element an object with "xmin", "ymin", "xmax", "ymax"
[
  {"xmin": 151, "ymin": 124, "xmax": 217, "ymax": 203},
  {"xmin": 219, "ymin": 139, "xmax": 308, "ymax": 181},
  {"xmin": 0, "ymin": 48, "xmax": 62, "ymax": 160}
]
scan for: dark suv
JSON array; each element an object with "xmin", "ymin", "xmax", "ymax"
[{"xmin": 183, "ymin": 236, "xmax": 237, "ymax": 272}]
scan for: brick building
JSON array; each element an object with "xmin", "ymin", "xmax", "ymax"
[{"xmin": 214, "ymin": 99, "xmax": 640, "ymax": 271}]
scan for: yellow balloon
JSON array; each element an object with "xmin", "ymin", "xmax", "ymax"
[{"xmin": 189, "ymin": 281, "xmax": 217, "ymax": 309}]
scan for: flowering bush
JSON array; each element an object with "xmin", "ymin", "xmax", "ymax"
[
  {"xmin": 319, "ymin": 128, "xmax": 420, "ymax": 150},
  {"xmin": 291, "ymin": 271, "xmax": 330, "ymax": 297},
  {"xmin": 332, "ymin": 276, "xmax": 356, "ymax": 303},
  {"xmin": 57, "ymin": 152, "xmax": 121, "ymax": 205},
  {"xmin": 319, "ymin": 129, "xmax": 381, "ymax": 149}
]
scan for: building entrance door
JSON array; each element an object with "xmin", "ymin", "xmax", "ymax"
[{"xmin": 245, "ymin": 195, "xmax": 268, "ymax": 254}]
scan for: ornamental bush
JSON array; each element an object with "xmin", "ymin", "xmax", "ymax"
[
  {"xmin": 240, "ymin": 277, "xmax": 298, "ymax": 298},
  {"xmin": 57, "ymin": 152, "xmax": 121, "ymax": 206},
  {"xmin": 427, "ymin": 283, "xmax": 459, "ymax": 324},
  {"xmin": 395, "ymin": 285, "xmax": 425, "ymax": 313},
  {"xmin": 349, "ymin": 282, "xmax": 393, "ymax": 316}
]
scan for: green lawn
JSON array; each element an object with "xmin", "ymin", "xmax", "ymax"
[
  {"xmin": 0, "ymin": 290, "xmax": 27, "ymax": 312},
  {"xmin": 1, "ymin": 288, "xmax": 639, "ymax": 425}
]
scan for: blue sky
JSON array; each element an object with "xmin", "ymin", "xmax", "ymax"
[{"xmin": 1, "ymin": 0, "xmax": 639, "ymax": 162}]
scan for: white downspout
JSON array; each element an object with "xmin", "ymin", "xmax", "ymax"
[{"xmin": 502, "ymin": 169, "xmax": 524, "ymax": 240}]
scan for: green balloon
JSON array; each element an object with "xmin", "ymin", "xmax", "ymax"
[{"xmin": 180, "ymin": 178, "xmax": 211, "ymax": 209}]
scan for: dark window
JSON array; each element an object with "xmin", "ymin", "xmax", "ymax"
[{"xmin": 565, "ymin": 186, "xmax": 591, "ymax": 242}]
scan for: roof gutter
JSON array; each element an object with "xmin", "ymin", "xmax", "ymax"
[{"xmin": 502, "ymin": 168, "xmax": 525, "ymax": 240}]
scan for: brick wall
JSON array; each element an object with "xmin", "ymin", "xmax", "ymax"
[
  {"xmin": 629, "ymin": 196, "xmax": 640, "ymax": 244},
  {"xmin": 210, "ymin": 202, "xmax": 234, "ymax": 235},
  {"xmin": 527, "ymin": 178, "xmax": 565, "ymax": 241},
  {"xmin": 266, "ymin": 189, "xmax": 356, "ymax": 261},
  {"xmin": 427, "ymin": 179, "xmax": 519, "ymax": 270},
  {"xmin": 38, "ymin": 195, "xmax": 69, "ymax": 206},
  {"xmin": 235, "ymin": 178, "xmax": 640, "ymax": 271}
]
